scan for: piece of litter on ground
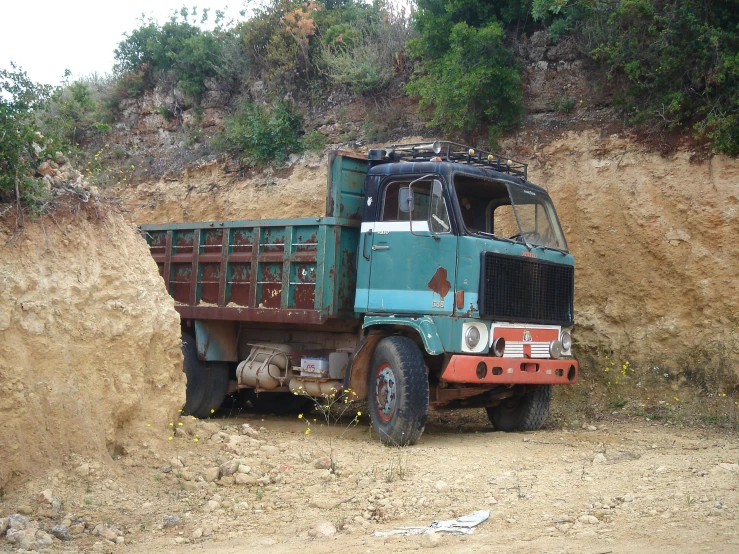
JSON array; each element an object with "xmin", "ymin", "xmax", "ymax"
[{"xmin": 374, "ymin": 510, "xmax": 490, "ymax": 537}]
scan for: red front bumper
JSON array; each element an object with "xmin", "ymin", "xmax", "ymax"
[{"xmin": 441, "ymin": 356, "xmax": 578, "ymax": 385}]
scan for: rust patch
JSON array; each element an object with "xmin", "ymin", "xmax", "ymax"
[{"xmin": 428, "ymin": 267, "xmax": 451, "ymax": 298}]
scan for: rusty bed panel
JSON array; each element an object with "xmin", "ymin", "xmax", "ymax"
[{"xmin": 141, "ymin": 218, "xmax": 361, "ymax": 325}]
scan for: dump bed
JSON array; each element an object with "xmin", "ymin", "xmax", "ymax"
[
  {"xmin": 142, "ymin": 218, "xmax": 361, "ymax": 325},
  {"xmin": 141, "ymin": 152, "xmax": 369, "ymax": 326}
]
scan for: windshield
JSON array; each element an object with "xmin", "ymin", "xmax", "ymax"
[{"xmin": 453, "ymin": 175, "xmax": 568, "ymax": 251}]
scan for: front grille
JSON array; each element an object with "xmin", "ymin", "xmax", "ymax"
[{"xmin": 479, "ymin": 252, "xmax": 574, "ymax": 325}]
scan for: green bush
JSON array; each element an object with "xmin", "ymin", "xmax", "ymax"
[
  {"xmin": 536, "ymin": 0, "xmax": 739, "ymax": 155},
  {"xmin": 114, "ymin": 9, "xmax": 231, "ymax": 100},
  {"xmin": 321, "ymin": 7, "xmax": 415, "ymax": 95},
  {"xmin": 216, "ymin": 100, "xmax": 304, "ymax": 167},
  {"xmin": 406, "ymin": 20, "xmax": 522, "ymax": 145},
  {"xmin": 553, "ymin": 93, "xmax": 576, "ymax": 114},
  {"xmin": 302, "ymin": 129, "xmax": 327, "ymax": 152},
  {"xmin": 0, "ymin": 66, "xmax": 59, "ymax": 204}
]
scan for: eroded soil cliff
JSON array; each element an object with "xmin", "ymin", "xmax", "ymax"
[{"xmin": 0, "ymin": 210, "xmax": 185, "ymax": 489}]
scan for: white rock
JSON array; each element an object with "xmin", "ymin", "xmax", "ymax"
[
  {"xmin": 593, "ymin": 453, "xmax": 607, "ymax": 464},
  {"xmin": 204, "ymin": 500, "xmax": 221, "ymax": 512},
  {"xmin": 309, "ymin": 521, "xmax": 336, "ymax": 538},
  {"xmin": 655, "ymin": 466, "xmax": 669, "ymax": 474},
  {"xmin": 192, "ymin": 528, "xmax": 203, "ymax": 539},
  {"xmin": 421, "ymin": 533, "xmax": 443, "ymax": 548},
  {"xmin": 237, "ymin": 464, "xmax": 252, "ymax": 474},
  {"xmin": 577, "ymin": 515, "xmax": 600, "ymax": 525},
  {"xmin": 434, "ymin": 481, "xmax": 449, "ymax": 492},
  {"xmin": 587, "ymin": 425, "xmax": 597, "ymax": 431},
  {"xmin": 35, "ymin": 530, "xmax": 54, "ymax": 549},
  {"xmin": 37, "ymin": 489, "xmax": 54, "ymax": 504},
  {"xmin": 202, "ymin": 467, "xmax": 221, "ymax": 482},
  {"xmin": 240, "ymin": 424, "xmax": 259, "ymax": 438},
  {"xmin": 220, "ymin": 459, "xmax": 241, "ymax": 476},
  {"xmin": 715, "ymin": 463, "xmax": 739, "ymax": 473}
]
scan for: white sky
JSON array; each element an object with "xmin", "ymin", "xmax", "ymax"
[
  {"xmin": 1, "ymin": 1, "xmax": 250, "ymax": 85},
  {"xmin": 1, "ymin": 0, "xmax": 414, "ymax": 87}
]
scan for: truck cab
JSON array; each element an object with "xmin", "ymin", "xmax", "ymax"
[
  {"xmin": 349, "ymin": 142, "xmax": 577, "ymax": 444},
  {"xmin": 142, "ymin": 141, "xmax": 577, "ymax": 445}
]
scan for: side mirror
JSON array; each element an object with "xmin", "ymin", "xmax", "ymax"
[{"xmin": 399, "ymin": 187, "xmax": 413, "ymax": 213}]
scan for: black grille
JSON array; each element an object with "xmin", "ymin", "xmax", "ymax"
[{"xmin": 479, "ymin": 252, "xmax": 574, "ymax": 325}]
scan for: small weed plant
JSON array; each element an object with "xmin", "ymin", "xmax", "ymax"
[{"xmin": 294, "ymin": 386, "xmax": 361, "ymax": 474}]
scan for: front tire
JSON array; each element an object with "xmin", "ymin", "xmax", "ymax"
[
  {"xmin": 486, "ymin": 385, "xmax": 552, "ymax": 432},
  {"xmin": 368, "ymin": 336, "xmax": 429, "ymax": 446}
]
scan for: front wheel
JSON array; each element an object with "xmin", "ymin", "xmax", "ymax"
[
  {"xmin": 486, "ymin": 385, "xmax": 552, "ymax": 432},
  {"xmin": 368, "ymin": 336, "xmax": 429, "ymax": 446}
]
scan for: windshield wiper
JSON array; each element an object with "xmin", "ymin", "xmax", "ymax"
[
  {"xmin": 533, "ymin": 243, "xmax": 569, "ymax": 256},
  {"xmin": 473, "ymin": 230, "xmax": 517, "ymax": 245}
]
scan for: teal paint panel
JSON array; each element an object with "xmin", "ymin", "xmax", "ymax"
[
  {"xmin": 327, "ymin": 152, "xmax": 369, "ymax": 220},
  {"xmin": 367, "ymin": 228, "xmax": 458, "ymax": 315},
  {"xmin": 358, "ymin": 289, "xmax": 454, "ymax": 315},
  {"xmin": 363, "ymin": 315, "xmax": 444, "ymax": 355}
]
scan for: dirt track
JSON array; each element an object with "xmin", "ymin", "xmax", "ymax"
[{"xmin": 3, "ymin": 409, "xmax": 737, "ymax": 554}]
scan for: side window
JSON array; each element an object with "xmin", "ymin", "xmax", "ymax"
[
  {"xmin": 382, "ymin": 181, "xmax": 431, "ymax": 222},
  {"xmin": 493, "ymin": 204, "xmax": 518, "ymax": 237},
  {"xmin": 429, "ymin": 180, "xmax": 451, "ymax": 233}
]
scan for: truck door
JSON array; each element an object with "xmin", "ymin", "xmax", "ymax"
[{"xmin": 365, "ymin": 177, "xmax": 457, "ymax": 315}]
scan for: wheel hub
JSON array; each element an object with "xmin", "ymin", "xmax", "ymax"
[{"xmin": 375, "ymin": 363, "xmax": 397, "ymax": 422}]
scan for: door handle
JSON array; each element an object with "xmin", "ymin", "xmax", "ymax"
[
  {"xmin": 372, "ymin": 245, "xmax": 390, "ymax": 251},
  {"xmin": 362, "ymin": 229, "xmax": 372, "ymax": 260}
]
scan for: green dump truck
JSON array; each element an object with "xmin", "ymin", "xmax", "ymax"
[{"xmin": 142, "ymin": 141, "xmax": 578, "ymax": 445}]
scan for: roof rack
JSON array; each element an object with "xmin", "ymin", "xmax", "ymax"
[{"xmin": 368, "ymin": 141, "xmax": 528, "ymax": 181}]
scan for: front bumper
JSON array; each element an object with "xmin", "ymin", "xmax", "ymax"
[{"xmin": 441, "ymin": 356, "xmax": 578, "ymax": 385}]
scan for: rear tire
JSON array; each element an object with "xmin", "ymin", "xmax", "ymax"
[
  {"xmin": 486, "ymin": 385, "xmax": 552, "ymax": 432},
  {"xmin": 181, "ymin": 334, "xmax": 208, "ymax": 416},
  {"xmin": 368, "ymin": 336, "xmax": 429, "ymax": 446},
  {"xmin": 181, "ymin": 334, "xmax": 229, "ymax": 418}
]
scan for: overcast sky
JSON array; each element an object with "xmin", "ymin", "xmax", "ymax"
[
  {"xmin": 1, "ymin": 1, "xmax": 249, "ymax": 85},
  {"xmin": 1, "ymin": 1, "xmax": 414, "ymax": 87}
]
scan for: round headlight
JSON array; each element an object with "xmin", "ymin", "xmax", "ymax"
[
  {"xmin": 491, "ymin": 336, "xmax": 506, "ymax": 357},
  {"xmin": 560, "ymin": 331, "xmax": 572, "ymax": 352},
  {"xmin": 465, "ymin": 326, "xmax": 481, "ymax": 349},
  {"xmin": 549, "ymin": 340, "xmax": 563, "ymax": 359}
]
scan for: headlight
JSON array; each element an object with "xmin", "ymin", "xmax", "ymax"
[
  {"xmin": 560, "ymin": 331, "xmax": 572, "ymax": 352},
  {"xmin": 549, "ymin": 340, "xmax": 563, "ymax": 359},
  {"xmin": 465, "ymin": 326, "xmax": 481, "ymax": 349},
  {"xmin": 491, "ymin": 337, "xmax": 506, "ymax": 357}
]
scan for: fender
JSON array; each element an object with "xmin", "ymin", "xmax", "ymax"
[
  {"xmin": 194, "ymin": 320, "xmax": 238, "ymax": 362},
  {"xmin": 362, "ymin": 315, "xmax": 444, "ymax": 355}
]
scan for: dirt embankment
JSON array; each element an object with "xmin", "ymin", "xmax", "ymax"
[
  {"xmin": 0, "ymin": 211, "xmax": 185, "ymax": 490},
  {"xmin": 525, "ymin": 131, "xmax": 739, "ymax": 378},
  {"xmin": 119, "ymin": 131, "xmax": 739, "ymax": 381}
]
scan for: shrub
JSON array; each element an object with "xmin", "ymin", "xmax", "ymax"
[
  {"xmin": 113, "ymin": 9, "xmax": 230, "ymax": 100},
  {"xmin": 216, "ymin": 100, "xmax": 304, "ymax": 167},
  {"xmin": 553, "ymin": 93, "xmax": 576, "ymax": 114},
  {"xmin": 406, "ymin": 20, "xmax": 522, "ymax": 145},
  {"xmin": 321, "ymin": 6, "xmax": 416, "ymax": 95},
  {"xmin": 536, "ymin": 0, "xmax": 739, "ymax": 155},
  {"xmin": 302, "ymin": 129, "xmax": 327, "ymax": 152},
  {"xmin": 0, "ymin": 65, "xmax": 58, "ymax": 204}
]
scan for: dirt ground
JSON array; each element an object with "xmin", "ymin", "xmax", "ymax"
[{"xmin": 1, "ymin": 406, "xmax": 737, "ymax": 554}]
